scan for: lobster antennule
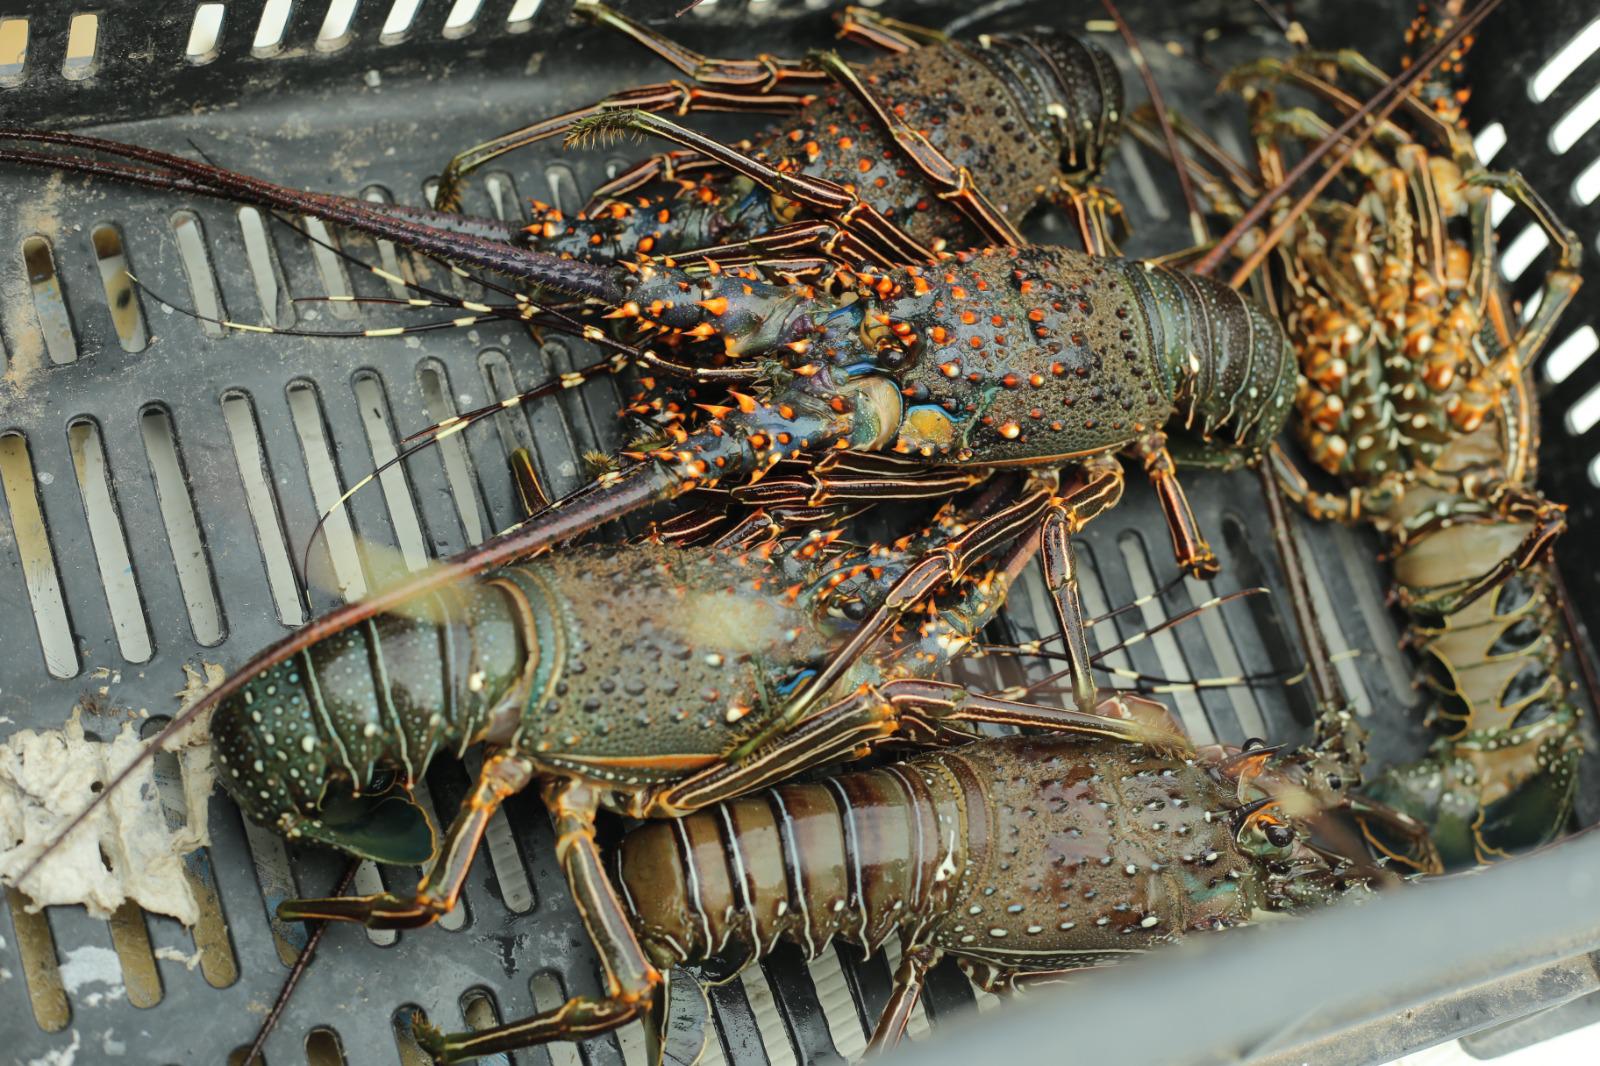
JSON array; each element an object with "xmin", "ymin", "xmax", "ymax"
[{"xmin": 0, "ymin": 137, "xmax": 624, "ymax": 303}]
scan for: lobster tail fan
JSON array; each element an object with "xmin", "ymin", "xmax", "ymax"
[
  {"xmin": 296, "ymin": 787, "xmax": 440, "ymax": 866},
  {"xmin": 646, "ymin": 970, "xmax": 711, "ymax": 1066}
]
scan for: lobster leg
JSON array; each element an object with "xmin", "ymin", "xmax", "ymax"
[
  {"xmin": 278, "ymin": 751, "xmax": 537, "ymax": 929},
  {"xmin": 582, "ymin": 149, "xmax": 718, "ymax": 209},
  {"xmin": 510, "ymin": 447, "xmax": 551, "ymax": 517},
  {"xmin": 570, "ymin": 108, "xmax": 933, "ymax": 265},
  {"xmin": 835, "ymin": 6, "xmax": 949, "ymax": 51},
  {"xmin": 579, "ymin": 0, "xmax": 836, "ymax": 89},
  {"xmin": 810, "ymin": 49, "xmax": 1026, "ymax": 248},
  {"xmin": 731, "ymin": 481, "xmax": 1059, "ymax": 756},
  {"xmin": 414, "ymin": 778, "xmax": 662, "ymax": 1064},
  {"xmin": 434, "ymin": 80, "xmax": 812, "ymax": 212},
  {"xmin": 1039, "ymin": 459, "xmax": 1127, "ymax": 713},
  {"xmin": 1126, "ymin": 430, "xmax": 1220, "ymax": 578},
  {"xmin": 639, "ymin": 674, "xmax": 1176, "ymax": 817},
  {"xmin": 866, "ymin": 944, "xmax": 940, "ymax": 1054}
]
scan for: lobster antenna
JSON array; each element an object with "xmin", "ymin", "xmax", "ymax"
[
  {"xmin": 1098, "ymin": 0, "xmax": 1206, "ymax": 244},
  {"xmin": 1188, "ymin": 0, "xmax": 1502, "ymax": 279},
  {"xmin": 238, "ymin": 859, "xmax": 361, "ymax": 1066},
  {"xmin": 0, "ymin": 140, "xmax": 625, "ymax": 302},
  {"xmin": 976, "ymin": 571, "xmax": 1190, "ymax": 655},
  {"xmin": 994, "ymin": 585, "xmax": 1278, "ymax": 699}
]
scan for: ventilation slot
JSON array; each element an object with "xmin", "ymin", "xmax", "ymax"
[
  {"xmin": 393, "ymin": 1005, "xmax": 434, "ymax": 1065},
  {"xmin": 0, "ymin": 432, "xmax": 77, "ymax": 678},
  {"xmin": 352, "ymin": 371, "xmax": 429, "ymax": 575},
  {"xmin": 411, "ymin": 777, "xmax": 465, "ymax": 930},
  {"xmin": 1499, "ymin": 224, "xmax": 1551, "ymax": 282},
  {"xmin": 287, "ymin": 381, "xmax": 368, "ymax": 601},
  {"xmin": 1472, "ymin": 121, "xmax": 1507, "ymax": 165},
  {"xmin": 306, "ymin": 1026, "xmax": 347, "ymax": 1066},
  {"xmin": 1549, "ymin": 82, "xmax": 1600, "ymax": 154},
  {"xmin": 187, "ymin": 4, "xmax": 225, "ymax": 64},
  {"xmin": 317, "ymin": 0, "xmax": 357, "ymax": 51},
  {"xmin": 382, "ymin": 0, "xmax": 423, "ymax": 43},
  {"xmin": 1531, "ymin": 15, "xmax": 1600, "ymax": 101},
  {"xmin": 170, "ymin": 211, "xmax": 227, "ymax": 337},
  {"xmin": 237, "ymin": 817, "xmax": 306, "ymax": 967},
  {"xmin": 362, "ymin": 186, "xmax": 418, "ymax": 300},
  {"xmin": 506, "ymin": 0, "xmax": 544, "ymax": 30},
  {"xmin": 1185, "ymin": 575, "xmax": 1268, "ymax": 740},
  {"xmin": 544, "ymin": 162, "xmax": 582, "ymax": 216},
  {"xmin": 1116, "ymin": 533, "xmax": 1213, "ymax": 744},
  {"xmin": 144, "ymin": 716, "xmax": 239, "ymax": 988},
  {"xmin": 106, "ymin": 902, "xmax": 162, "ymax": 1009},
  {"xmin": 1072, "ymin": 544, "xmax": 1134, "ymax": 701},
  {"xmin": 253, "ymin": 0, "xmax": 293, "ymax": 56},
  {"xmin": 301, "ymin": 218, "xmax": 358, "ymax": 320},
  {"xmin": 1567, "ymin": 379, "xmax": 1600, "ymax": 436},
  {"xmin": 1545, "ymin": 326, "xmax": 1599, "ymax": 384},
  {"xmin": 482, "ymin": 172, "xmax": 525, "ymax": 223},
  {"xmin": 806, "ymin": 946, "xmax": 869, "ymax": 1060},
  {"xmin": 68, "ymin": 420, "xmax": 151, "ymax": 663},
  {"xmin": 530, "ymin": 974, "xmax": 586, "ymax": 1066},
  {"xmin": 91, "ymin": 224, "xmax": 148, "ymax": 353},
  {"xmin": 0, "ymin": 17, "xmax": 27, "ymax": 85},
  {"xmin": 22, "ymin": 235, "xmax": 78, "ymax": 365},
  {"xmin": 5, "ymin": 887, "xmax": 69, "ymax": 1030},
  {"xmin": 1589, "ymin": 452, "xmax": 1600, "ymax": 487},
  {"xmin": 62, "ymin": 13, "xmax": 98, "ymax": 80},
  {"xmin": 419, "ymin": 361, "xmax": 486, "ymax": 545},
  {"xmin": 1574, "ymin": 153, "xmax": 1600, "ymax": 205},
  {"xmin": 352, "ymin": 862, "xmax": 397, "ymax": 946},
  {"xmin": 237, "ymin": 207, "xmax": 295, "ymax": 328},
  {"xmin": 444, "ymin": 0, "xmax": 483, "ymax": 38},
  {"xmin": 478, "ymin": 348, "xmax": 544, "ymax": 497},
  {"xmin": 1119, "ymin": 139, "xmax": 1170, "ymax": 222},
  {"xmin": 459, "ymin": 990, "xmax": 510, "ymax": 1062},
  {"xmin": 140, "ymin": 408, "xmax": 225, "ymax": 645},
  {"xmin": 220, "ymin": 392, "xmax": 306, "ymax": 626}
]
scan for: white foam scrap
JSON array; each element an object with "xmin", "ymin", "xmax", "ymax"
[
  {"xmin": 26, "ymin": 1030, "xmax": 79, "ymax": 1066},
  {"xmin": 0, "ymin": 663, "xmax": 224, "ymax": 925}
]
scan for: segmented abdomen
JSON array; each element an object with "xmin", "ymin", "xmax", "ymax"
[
  {"xmin": 1129, "ymin": 262, "xmax": 1298, "ymax": 453},
  {"xmin": 211, "ymin": 582, "xmax": 528, "ymax": 834},
  {"xmin": 616, "ymin": 761, "xmax": 954, "ymax": 971}
]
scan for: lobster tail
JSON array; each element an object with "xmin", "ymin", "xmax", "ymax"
[
  {"xmin": 1131, "ymin": 263, "xmax": 1297, "ymax": 454},
  {"xmin": 210, "ymin": 583, "xmax": 530, "ymax": 862},
  {"xmin": 979, "ymin": 30, "xmax": 1125, "ymax": 181}
]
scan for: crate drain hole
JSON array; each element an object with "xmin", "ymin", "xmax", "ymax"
[
  {"xmin": 0, "ymin": 432, "xmax": 77, "ymax": 678},
  {"xmin": 67, "ymin": 419, "xmax": 152, "ymax": 663},
  {"xmin": 140, "ymin": 407, "xmax": 226, "ymax": 646}
]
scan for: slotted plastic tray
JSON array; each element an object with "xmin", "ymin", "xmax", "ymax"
[{"xmin": 0, "ymin": 2, "xmax": 1597, "ymax": 1065}]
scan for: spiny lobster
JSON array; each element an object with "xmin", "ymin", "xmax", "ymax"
[
  {"xmin": 417, "ymin": 728, "xmax": 1382, "ymax": 1062},
  {"xmin": 432, "ymin": 1, "xmax": 1127, "ymax": 263},
  {"xmin": 1178, "ymin": 17, "xmax": 1585, "ymax": 867}
]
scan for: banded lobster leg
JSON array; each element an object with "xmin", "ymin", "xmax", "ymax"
[
  {"xmin": 568, "ymin": 107, "xmax": 938, "ymax": 265},
  {"xmin": 433, "ymin": 0, "xmax": 924, "ymax": 210}
]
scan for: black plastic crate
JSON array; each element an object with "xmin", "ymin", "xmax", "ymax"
[{"xmin": 0, "ymin": 2, "xmax": 1596, "ymax": 1064}]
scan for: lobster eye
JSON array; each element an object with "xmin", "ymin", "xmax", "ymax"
[
  {"xmin": 1326, "ymin": 773, "xmax": 1343, "ymax": 792},
  {"xmin": 1264, "ymin": 823, "xmax": 1296, "ymax": 849}
]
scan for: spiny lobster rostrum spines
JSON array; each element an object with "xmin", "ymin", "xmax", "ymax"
[
  {"xmin": 608, "ymin": 246, "xmax": 1294, "ymax": 467},
  {"xmin": 527, "ymin": 29, "xmax": 1124, "ymax": 262}
]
